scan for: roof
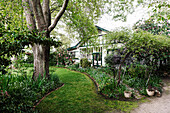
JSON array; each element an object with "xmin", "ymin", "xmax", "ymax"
[
  {"xmin": 95, "ymin": 25, "xmax": 109, "ymax": 32},
  {"xmin": 67, "ymin": 26, "xmax": 109, "ymax": 51},
  {"xmin": 67, "ymin": 41, "xmax": 82, "ymax": 51}
]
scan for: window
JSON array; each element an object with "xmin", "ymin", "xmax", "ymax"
[
  {"xmin": 70, "ymin": 52, "xmax": 76, "ymax": 58},
  {"xmin": 93, "ymin": 53, "xmax": 102, "ymax": 61}
]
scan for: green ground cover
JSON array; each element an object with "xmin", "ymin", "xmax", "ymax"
[
  {"xmin": 37, "ymin": 68, "xmax": 141, "ymax": 113},
  {"xmin": 0, "ymin": 66, "xmax": 61, "ymax": 112}
]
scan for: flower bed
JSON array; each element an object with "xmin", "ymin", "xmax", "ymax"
[
  {"xmin": 67, "ymin": 65, "xmax": 163, "ymax": 99},
  {"xmin": 0, "ymin": 68, "xmax": 62, "ymax": 112}
]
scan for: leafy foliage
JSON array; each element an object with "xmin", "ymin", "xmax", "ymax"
[
  {"xmin": 51, "ymin": 0, "xmax": 150, "ymax": 41},
  {"xmin": 80, "ymin": 58, "xmax": 92, "ymax": 68},
  {"xmin": 105, "ymin": 54, "xmax": 121, "ymax": 67},
  {"xmin": 0, "ymin": 28, "xmax": 61, "ymax": 74},
  {"xmin": 54, "ymin": 48, "xmax": 73, "ymax": 66},
  {"xmin": 67, "ymin": 65, "xmax": 162, "ymax": 99},
  {"xmin": 134, "ymin": 15, "xmax": 170, "ymax": 36},
  {"xmin": 105, "ymin": 29, "xmax": 170, "ymax": 70},
  {"xmin": 0, "ymin": 67, "xmax": 61, "ymax": 112}
]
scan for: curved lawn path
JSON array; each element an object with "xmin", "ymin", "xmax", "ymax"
[
  {"xmin": 36, "ymin": 68, "xmax": 109, "ymax": 113},
  {"xmin": 36, "ymin": 68, "xmax": 139, "ymax": 113}
]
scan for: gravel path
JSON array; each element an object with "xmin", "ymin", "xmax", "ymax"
[{"xmin": 131, "ymin": 77, "xmax": 170, "ymax": 113}]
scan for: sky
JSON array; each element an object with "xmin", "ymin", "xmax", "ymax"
[
  {"xmin": 97, "ymin": 7, "xmax": 150, "ymax": 31},
  {"xmin": 69, "ymin": 7, "xmax": 150, "ymax": 46}
]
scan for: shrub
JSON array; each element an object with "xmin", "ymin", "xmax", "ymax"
[
  {"xmin": 127, "ymin": 64, "xmax": 149, "ymax": 78},
  {"xmin": 71, "ymin": 63, "xmax": 79, "ymax": 68},
  {"xmin": 74, "ymin": 63, "xmax": 79, "ymax": 68},
  {"xmin": 101, "ymin": 80, "xmax": 126, "ymax": 99},
  {"xmin": 49, "ymin": 52, "xmax": 58, "ymax": 66},
  {"xmin": 25, "ymin": 53, "xmax": 33, "ymax": 64},
  {"xmin": 80, "ymin": 58, "xmax": 91, "ymax": 68},
  {"xmin": 105, "ymin": 54, "xmax": 121, "ymax": 67},
  {"xmin": 55, "ymin": 48, "xmax": 73, "ymax": 66},
  {"xmin": 0, "ymin": 71, "xmax": 61, "ymax": 112}
]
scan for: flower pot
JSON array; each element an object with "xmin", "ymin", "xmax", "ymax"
[
  {"xmin": 124, "ymin": 91, "xmax": 132, "ymax": 98},
  {"xmin": 146, "ymin": 89, "xmax": 155, "ymax": 96}
]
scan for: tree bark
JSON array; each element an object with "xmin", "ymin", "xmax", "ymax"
[
  {"xmin": 48, "ymin": 0, "xmax": 69, "ymax": 32},
  {"xmin": 32, "ymin": 43, "xmax": 44, "ymax": 78},
  {"xmin": 22, "ymin": 0, "xmax": 36, "ymax": 30},
  {"xmin": 23, "ymin": 0, "xmax": 69, "ymax": 80},
  {"xmin": 32, "ymin": 42, "xmax": 50, "ymax": 79}
]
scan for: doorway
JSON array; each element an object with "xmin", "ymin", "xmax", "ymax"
[{"xmin": 92, "ymin": 52, "xmax": 102, "ymax": 67}]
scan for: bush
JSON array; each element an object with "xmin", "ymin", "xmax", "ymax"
[
  {"xmin": 101, "ymin": 80, "xmax": 126, "ymax": 99},
  {"xmin": 49, "ymin": 52, "xmax": 58, "ymax": 66},
  {"xmin": 105, "ymin": 54, "xmax": 121, "ymax": 67},
  {"xmin": 25, "ymin": 54, "xmax": 33, "ymax": 64},
  {"xmin": 127, "ymin": 64, "xmax": 149, "ymax": 78},
  {"xmin": 0, "ymin": 71, "xmax": 61, "ymax": 112},
  {"xmin": 55, "ymin": 48, "xmax": 73, "ymax": 66},
  {"xmin": 80, "ymin": 58, "xmax": 91, "ymax": 68},
  {"xmin": 71, "ymin": 63, "xmax": 79, "ymax": 68}
]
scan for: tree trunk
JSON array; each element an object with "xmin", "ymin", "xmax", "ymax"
[
  {"xmin": 117, "ymin": 51, "xmax": 131, "ymax": 86},
  {"xmin": 23, "ymin": 0, "xmax": 69, "ymax": 80},
  {"xmin": 32, "ymin": 32, "xmax": 50, "ymax": 80},
  {"xmin": 32, "ymin": 43, "xmax": 50, "ymax": 80}
]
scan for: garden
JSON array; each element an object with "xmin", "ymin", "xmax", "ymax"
[
  {"xmin": 1, "ymin": 21, "xmax": 170, "ymax": 112},
  {"xmin": 1, "ymin": 0, "xmax": 170, "ymax": 112},
  {"xmin": 67, "ymin": 29, "xmax": 169, "ymax": 100}
]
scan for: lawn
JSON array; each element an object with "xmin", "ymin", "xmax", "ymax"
[{"xmin": 36, "ymin": 68, "xmax": 140, "ymax": 113}]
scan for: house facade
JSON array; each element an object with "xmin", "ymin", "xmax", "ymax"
[{"xmin": 67, "ymin": 25, "xmax": 122, "ymax": 67}]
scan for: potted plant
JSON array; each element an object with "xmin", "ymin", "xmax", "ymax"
[
  {"xmin": 146, "ymin": 85, "xmax": 155, "ymax": 96},
  {"xmin": 124, "ymin": 89, "xmax": 132, "ymax": 98}
]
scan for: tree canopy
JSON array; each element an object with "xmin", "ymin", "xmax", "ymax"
[{"xmin": 1, "ymin": 0, "xmax": 169, "ymax": 77}]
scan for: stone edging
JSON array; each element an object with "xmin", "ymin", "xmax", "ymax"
[
  {"xmin": 62, "ymin": 68, "xmax": 110, "ymax": 98},
  {"xmin": 81, "ymin": 71, "xmax": 116, "ymax": 98},
  {"xmin": 64, "ymin": 68, "xmax": 135, "ymax": 99},
  {"xmin": 62, "ymin": 67, "xmax": 100, "ymax": 93},
  {"xmin": 55, "ymin": 67, "xmax": 136, "ymax": 99},
  {"xmin": 33, "ymin": 83, "xmax": 64, "ymax": 108}
]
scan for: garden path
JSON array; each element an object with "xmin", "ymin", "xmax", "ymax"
[
  {"xmin": 131, "ymin": 77, "xmax": 170, "ymax": 113},
  {"xmin": 36, "ymin": 68, "xmax": 111, "ymax": 112},
  {"xmin": 36, "ymin": 68, "xmax": 139, "ymax": 113}
]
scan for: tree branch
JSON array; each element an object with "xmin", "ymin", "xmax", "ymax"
[
  {"xmin": 51, "ymin": 7, "xmax": 61, "ymax": 14},
  {"xmin": 22, "ymin": 0, "xmax": 36, "ymax": 30},
  {"xmin": 48, "ymin": 0, "xmax": 69, "ymax": 32},
  {"xmin": 117, "ymin": 51, "xmax": 132, "ymax": 86},
  {"xmin": 31, "ymin": 0, "xmax": 46, "ymax": 31},
  {"xmin": 43, "ymin": 0, "xmax": 51, "ymax": 26}
]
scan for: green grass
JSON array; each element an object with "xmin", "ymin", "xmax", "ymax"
[{"xmin": 36, "ymin": 68, "xmax": 141, "ymax": 113}]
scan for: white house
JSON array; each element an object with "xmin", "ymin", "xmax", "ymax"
[{"xmin": 67, "ymin": 25, "xmax": 122, "ymax": 67}]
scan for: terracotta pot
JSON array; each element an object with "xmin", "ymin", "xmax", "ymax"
[
  {"xmin": 146, "ymin": 89, "xmax": 155, "ymax": 96},
  {"xmin": 124, "ymin": 91, "xmax": 132, "ymax": 98}
]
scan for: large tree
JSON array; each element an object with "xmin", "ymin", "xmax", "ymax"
[
  {"xmin": 22, "ymin": 0, "xmax": 106, "ymax": 79},
  {"xmin": 21, "ymin": 0, "xmax": 169, "ymax": 79}
]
